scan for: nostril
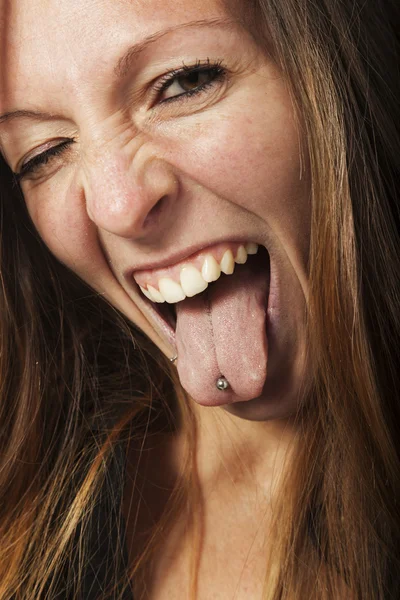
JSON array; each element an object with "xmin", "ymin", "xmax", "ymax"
[{"xmin": 142, "ymin": 195, "xmax": 167, "ymax": 230}]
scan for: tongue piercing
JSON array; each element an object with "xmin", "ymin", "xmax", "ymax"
[{"xmin": 216, "ymin": 377, "xmax": 230, "ymax": 391}]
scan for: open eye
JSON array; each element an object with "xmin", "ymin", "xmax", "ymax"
[{"xmin": 154, "ymin": 60, "xmax": 227, "ymax": 104}]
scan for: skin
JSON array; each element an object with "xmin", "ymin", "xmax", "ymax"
[{"xmin": 0, "ymin": 0, "xmax": 312, "ymax": 595}]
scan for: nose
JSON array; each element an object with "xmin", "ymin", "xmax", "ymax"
[{"xmin": 83, "ymin": 146, "xmax": 178, "ymax": 239}]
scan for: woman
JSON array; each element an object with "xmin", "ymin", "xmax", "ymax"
[{"xmin": 0, "ymin": 0, "xmax": 399, "ymax": 598}]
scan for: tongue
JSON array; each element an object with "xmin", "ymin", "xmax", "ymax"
[{"xmin": 175, "ymin": 259, "xmax": 269, "ymax": 406}]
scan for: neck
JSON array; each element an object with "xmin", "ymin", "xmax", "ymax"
[{"xmin": 181, "ymin": 401, "xmax": 298, "ymax": 499}]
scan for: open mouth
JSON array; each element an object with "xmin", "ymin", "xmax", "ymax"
[
  {"xmin": 133, "ymin": 242, "xmax": 270, "ymax": 334},
  {"xmin": 133, "ymin": 242, "xmax": 271, "ymax": 406},
  {"xmin": 133, "ymin": 242, "xmax": 268, "ymax": 326}
]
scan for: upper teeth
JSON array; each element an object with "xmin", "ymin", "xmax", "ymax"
[{"xmin": 138, "ymin": 242, "xmax": 258, "ymax": 304}]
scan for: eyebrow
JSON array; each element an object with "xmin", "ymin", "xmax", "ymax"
[
  {"xmin": 0, "ymin": 17, "xmax": 234, "ymax": 125},
  {"xmin": 115, "ymin": 17, "xmax": 233, "ymax": 78},
  {"xmin": 0, "ymin": 109, "xmax": 66, "ymax": 125}
]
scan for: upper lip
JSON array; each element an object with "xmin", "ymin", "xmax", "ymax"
[{"xmin": 124, "ymin": 236, "xmax": 259, "ymax": 281}]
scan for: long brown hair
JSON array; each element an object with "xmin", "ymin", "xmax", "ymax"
[
  {"xmin": 0, "ymin": 0, "xmax": 399, "ymax": 598},
  {"xmin": 239, "ymin": 0, "xmax": 400, "ymax": 597}
]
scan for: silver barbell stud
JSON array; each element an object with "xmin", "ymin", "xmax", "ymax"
[{"xmin": 216, "ymin": 377, "xmax": 230, "ymax": 391}]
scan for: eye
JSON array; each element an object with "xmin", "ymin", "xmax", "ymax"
[
  {"xmin": 154, "ymin": 59, "xmax": 227, "ymax": 104},
  {"xmin": 15, "ymin": 139, "xmax": 74, "ymax": 181}
]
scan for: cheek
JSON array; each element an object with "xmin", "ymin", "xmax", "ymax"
[
  {"xmin": 25, "ymin": 181, "xmax": 170, "ymax": 352},
  {"xmin": 199, "ymin": 114, "xmax": 300, "ymax": 210},
  {"xmin": 169, "ymin": 88, "xmax": 301, "ymax": 205},
  {"xmin": 160, "ymin": 80, "xmax": 310, "ymax": 254},
  {"xmin": 27, "ymin": 181, "xmax": 108, "ymax": 286}
]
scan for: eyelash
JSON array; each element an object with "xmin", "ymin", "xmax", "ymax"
[
  {"xmin": 15, "ymin": 139, "xmax": 73, "ymax": 181},
  {"xmin": 15, "ymin": 59, "xmax": 227, "ymax": 181},
  {"xmin": 154, "ymin": 58, "xmax": 227, "ymax": 103}
]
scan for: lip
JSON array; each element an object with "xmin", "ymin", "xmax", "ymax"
[{"xmin": 123, "ymin": 236, "xmax": 262, "ymax": 282}]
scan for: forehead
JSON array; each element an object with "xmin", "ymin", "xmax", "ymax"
[{"xmin": 0, "ymin": 0, "xmax": 226, "ymax": 114}]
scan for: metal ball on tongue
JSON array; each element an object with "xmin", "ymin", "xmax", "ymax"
[
  {"xmin": 171, "ymin": 354, "xmax": 230, "ymax": 392},
  {"xmin": 216, "ymin": 377, "xmax": 230, "ymax": 391}
]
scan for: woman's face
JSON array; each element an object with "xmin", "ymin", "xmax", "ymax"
[{"xmin": 0, "ymin": 0, "xmax": 311, "ymax": 420}]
